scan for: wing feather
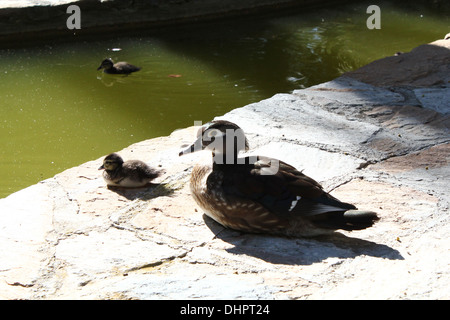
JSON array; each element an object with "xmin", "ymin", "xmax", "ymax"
[{"xmin": 221, "ymin": 156, "xmax": 355, "ymax": 218}]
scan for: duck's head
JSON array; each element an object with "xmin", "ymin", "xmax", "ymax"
[
  {"xmin": 179, "ymin": 120, "xmax": 249, "ymax": 162},
  {"xmin": 97, "ymin": 58, "xmax": 114, "ymax": 71},
  {"xmin": 98, "ymin": 153, "xmax": 124, "ymax": 171}
]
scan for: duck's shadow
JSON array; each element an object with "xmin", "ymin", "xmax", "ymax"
[
  {"xmin": 107, "ymin": 182, "xmax": 175, "ymax": 201},
  {"xmin": 202, "ymin": 214, "xmax": 404, "ymax": 265}
]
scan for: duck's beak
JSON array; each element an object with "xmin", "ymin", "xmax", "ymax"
[
  {"xmin": 97, "ymin": 66, "xmax": 103, "ymax": 70},
  {"xmin": 179, "ymin": 136, "xmax": 203, "ymax": 156},
  {"xmin": 98, "ymin": 164, "xmax": 104, "ymax": 170}
]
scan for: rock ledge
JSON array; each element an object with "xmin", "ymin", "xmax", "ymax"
[{"xmin": 0, "ymin": 38, "xmax": 449, "ymax": 299}]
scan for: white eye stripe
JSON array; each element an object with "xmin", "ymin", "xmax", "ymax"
[{"xmin": 204, "ymin": 128, "xmax": 224, "ymax": 139}]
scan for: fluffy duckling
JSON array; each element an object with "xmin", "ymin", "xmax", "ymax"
[
  {"xmin": 97, "ymin": 58, "xmax": 141, "ymax": 74},
  {"xmin": 99, "ymin": 153, "xmax": 162, "ymax": 188},
  {"xmin": 180, "ymin": 120, "xmax": 379, "ymax": 237}
]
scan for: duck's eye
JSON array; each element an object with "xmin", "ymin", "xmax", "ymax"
[{"xmin": 204, "ymin": 128, "xmax": 222, "ymax": 139}]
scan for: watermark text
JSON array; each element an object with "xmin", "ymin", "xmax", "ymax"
[
  {"xmin": 366, "ymin": 5, "xmax": 381, "ymax": 29},
  {"xmin": 66, "ymin": 5, "xmax": 81, "ymax": 30}
]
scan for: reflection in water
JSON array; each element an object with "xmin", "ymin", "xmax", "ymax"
[
  {"xmin": 97, "ymin": 74, "xmax": 135, "ymax": 87},
  {"xmin": 0, "ymin": 0, "xmax": 447, "ymax": 197}
]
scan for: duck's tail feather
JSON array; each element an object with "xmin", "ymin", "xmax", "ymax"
[{"xmin": 311, "ymin": 209, "xmax": 379, "ymax": 231}]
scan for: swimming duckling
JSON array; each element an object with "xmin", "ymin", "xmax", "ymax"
[
  {"xmin": 180, "ymin": 120, "xmax": 379, "ymax": 237},
  {"xmin": 97, "ymin": 58, "xmax": 141, "ymax": 74},
  {"xmin": 99, "ymin": 153, "xmax": 162, "ymax": 188}
]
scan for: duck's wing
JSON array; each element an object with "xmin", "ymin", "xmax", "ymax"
[{"xmin": 222, "ymin": 156, "xmax": 356, "ymax": 219}]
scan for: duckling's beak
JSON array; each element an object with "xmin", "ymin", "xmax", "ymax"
[
  {"xmin": 179, "ymin": 136, "xmax": 203, "ymax": 156},
  {"xmin": 98, "ymin": 164, "xmax": 105, "ymax": 170}
]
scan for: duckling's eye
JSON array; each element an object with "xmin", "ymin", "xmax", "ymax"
[{"xmin": 104, "ymin": 160, "xmax": 116, "ymax": 167}]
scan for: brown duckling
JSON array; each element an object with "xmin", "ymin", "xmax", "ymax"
[{"xmin": 99, "ymin": 153, "xmax": 162, "ymax": 188}]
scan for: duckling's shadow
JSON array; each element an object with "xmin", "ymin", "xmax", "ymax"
[
  {"xmin": 107, "ymin": 182, "xmax": 175, "ymax": 201},
  {"xmin": 202, "ymin": 214, "xmax": 403, "ymax": 266}
]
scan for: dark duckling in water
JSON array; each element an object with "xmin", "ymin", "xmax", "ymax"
[{"xmin": 97, "ymin": 58, "xmax": 141, "ymax": 74}]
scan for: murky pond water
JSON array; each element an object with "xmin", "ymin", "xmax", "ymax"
[{"xmin": 0, "ymin": 0, "xmax": 448, "ymax": 197}]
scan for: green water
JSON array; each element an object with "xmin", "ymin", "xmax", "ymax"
[{"xmin": 0, "ymin": 1, "xmax": 448, "ymax": 198}]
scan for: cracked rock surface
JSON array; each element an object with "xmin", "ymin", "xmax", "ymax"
[{"xmin": 0, "ymin": 39, "xmax": 449, "ymax": 299}]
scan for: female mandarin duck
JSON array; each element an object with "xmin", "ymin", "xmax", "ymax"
[
  {"xmin": 99, "ymin": 153, "xmax": 162, "ymax": 188},
  {"xmin": 97, "ymin": 58, "xmax": 141, "ymax": 74},
  {"xmin": 180, "ymin": 120, "xmax": 379, "ymax": 237}
]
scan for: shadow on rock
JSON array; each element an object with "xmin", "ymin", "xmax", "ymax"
[
  {"xmin": 107, "ymin": 182, "xmax": 175, "ymax": 201},
  {"xmin": 203, "ymin": 214, "xmax": 403, "ymax": 265}
]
